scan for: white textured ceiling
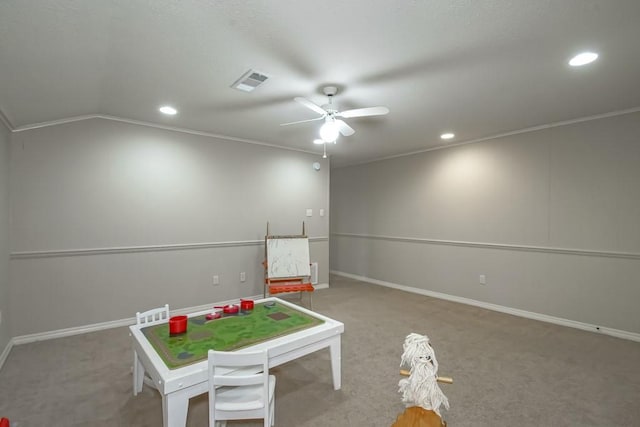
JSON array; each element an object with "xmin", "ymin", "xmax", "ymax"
[{"xmin": 1, "ymin": 0, "xmax": 639, "ymax": 166}]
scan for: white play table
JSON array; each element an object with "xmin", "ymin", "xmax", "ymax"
[{"xmin": 129, "ymin": 297, "xmax": 344, "ymax": 427}]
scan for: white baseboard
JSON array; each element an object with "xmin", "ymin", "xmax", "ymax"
[
  {"xmin": 0, "ymin": 338, "xmax": 14, "ymax": 371},
  {"xmin": 2, "ymin": 287, "xmax": 335, "ymax": 371},
  {"xmin": 12, "ymin": 317, "xmax": 135, "ymax": 346},
  {"xmin": 331, "ymin": 270, "xmax": 640, "ymax": 343},
  {"xmin": 8, "ymin": 287, "xmax": 331, "ymax": 350},
  {"xmin": 11, "ymin": 294, "xmax": 264, "ymax": 347}
]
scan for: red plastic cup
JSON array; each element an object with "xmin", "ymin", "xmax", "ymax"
[
  {"xmin": 240, "ymin": 299, "xmax": 254, "ymax": 311},
  {"xmin": 169, "ymin": 315, "xmax": 187, "ymax": 335}
]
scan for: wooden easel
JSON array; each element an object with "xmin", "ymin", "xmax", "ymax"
[{"xmin": 263, "ymin": 222, "xmax": 314, "ymax": 309}]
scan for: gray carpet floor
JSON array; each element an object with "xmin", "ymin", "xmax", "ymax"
[{"xmin": 1, "ymin": 275, "xmax": 639, "ymax": 426}]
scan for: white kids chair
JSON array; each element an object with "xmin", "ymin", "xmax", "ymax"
[
  {"xmin": 208, "ymin": 349, "xmax": 276, "ymax": 427},
  {"xmin": 132, "ymin": 304, "xmax": 170, "ymax": 396}
]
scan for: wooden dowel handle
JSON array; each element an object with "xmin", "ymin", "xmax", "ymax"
[{"xmin": 399, "ymin": 369, "xmax": 453, "ymax": 384}]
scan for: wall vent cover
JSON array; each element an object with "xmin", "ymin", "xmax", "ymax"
[{"xmin": 231, "ymin": 69, "xmax": 269, "ymax": 92}]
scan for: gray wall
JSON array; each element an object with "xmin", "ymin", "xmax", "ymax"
[
  {"xmin": 9, "ymin": 118, "xmax": 329, "ymax": 336},
  {"xmin": 331, "ymin": 112, "xmax": 640, "ymax": 334},
  {"xmin": 0, "ymin": 120, "xmax": 10, "ymax": 350}
]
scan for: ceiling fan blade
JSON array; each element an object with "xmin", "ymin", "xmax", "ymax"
[
  {"xmin": 280, "ymin": 116, "xmax": 325, "ymax": 126},
  {"xmin": 294, "ymin": 97, "xmax": 327, "ymax": 116},
  {"xmin": 336, "ymin": 119, "xmax": 355, "ymax": 136},
  {"xmin": 337, "ymin": 106, "xmax": 389, "ymax": 118}
]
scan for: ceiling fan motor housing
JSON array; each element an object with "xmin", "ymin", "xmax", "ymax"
[{"xmin": 323, "ymin": 86, "xmax": 338, "ymax": 96}]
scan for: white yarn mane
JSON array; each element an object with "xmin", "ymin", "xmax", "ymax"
[{"xmin": 398, "ymin": 333, "xmax": 450, "ymax": 416}]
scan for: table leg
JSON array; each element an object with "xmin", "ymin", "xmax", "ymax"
[
  {"xmin": 133, "ymin": 350, "xmax": 144, "ymax": 396},
  {"xmin": 329, "ymin": 338, "xmax": 342, "ymax": 390},
  {"xmin": 162, "ymin": 390, "xmax": 190, "ymax": 427}
]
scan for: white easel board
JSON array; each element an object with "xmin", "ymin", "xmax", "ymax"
[{"xmin": 266, "ymin": 237, "xmax": 311, "ymax": 279}]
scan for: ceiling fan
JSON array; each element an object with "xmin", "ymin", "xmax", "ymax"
[{"xmin": 280, "ymin": 86, "xmax": 389, "ymax": 143}]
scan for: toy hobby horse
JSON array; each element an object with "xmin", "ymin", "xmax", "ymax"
[{"xmin": 392, "ymin": 333, "xmax": 452, "ymax": 427}]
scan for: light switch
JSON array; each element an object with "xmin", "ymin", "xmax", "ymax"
[
  {"xmin": 320, "ymin": 209, "xmax": 325, "ymax": 217},
  {"xmin": 306, "ymin": 209, "xmax": 313, "ymax": 217}
]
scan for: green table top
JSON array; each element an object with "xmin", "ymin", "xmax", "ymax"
[{"xmin": 142, "ymin": 301, "xmax": 324, "ymax": 369}]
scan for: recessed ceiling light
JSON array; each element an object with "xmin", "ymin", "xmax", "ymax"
[
  {"xmin": 440, "ymin": 133, "xmax": 455, "ymax": 140},
  {"xmin": 159, "ymin": 105, "xmax": 177, "ymax": 115},
  {"xmin": 569, "ymin": 52, "xmax": 598, "ymax": 67}
]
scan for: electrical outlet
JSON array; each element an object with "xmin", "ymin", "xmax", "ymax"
[
  {"xmin": 479, "ymin": 274, "xmax": 486, "ymax": 285},
  {"xmin": 240, "ymin": 272, "xmax": 246, "ymax": 282},
  {"xmin": 213, "ymin": 275, "xmax": 220, "ymax": 286}
]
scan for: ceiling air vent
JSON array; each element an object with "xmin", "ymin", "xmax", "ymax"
[{"xmin": 231, "ymin": 69, "xmax": 269, "ymax": 92}]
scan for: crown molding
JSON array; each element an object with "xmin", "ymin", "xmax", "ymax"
[
  {"xmin": 8, "ymin": 105, "xmax": 640, "ymax": 166},
  {"xmin": 334, "ymin": 106, "xmax": 640, "ymax": 168},
  {"xmin": 11, "ymin": 114, "xmax": 320, "ymax": 156}
]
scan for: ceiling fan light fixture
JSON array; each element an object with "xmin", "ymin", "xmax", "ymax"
[
  {"xmin": 282, "ymin": 86, "xmax": 389, "ymax": 143},
  {"xmin": 320, "ymin": 120, "xmax": 340, "ymax": 143},
  {"xmin": 313, "ymin": 139, "xmax": 325, "ymax": 145}
]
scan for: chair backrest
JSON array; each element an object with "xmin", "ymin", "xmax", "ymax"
[
  {"xmin": 208, "ymin": 349, "xmax": 271, "ymax": 423},
  {"xmin": 208, "ymin": 349, "xmax": 269, "ymax": 388},
  {"xmin": 136, "ymin": 304, "xmax": 170, "ymax": 326}
]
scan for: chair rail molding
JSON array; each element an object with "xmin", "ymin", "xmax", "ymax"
[
  {"xmin": 331, "ymin": 232, "xmax": 640, "ymax": 260},
  {"xmin": 11, "ymin": 236, "xmax": 329, "ymax": 259}
]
